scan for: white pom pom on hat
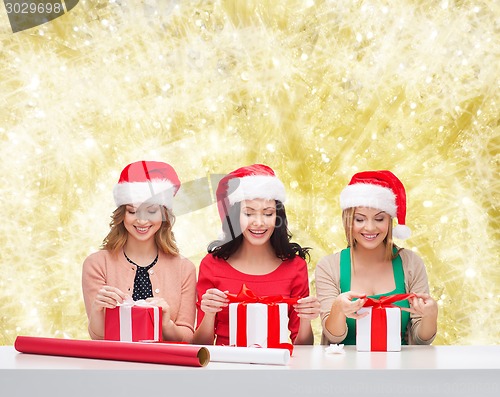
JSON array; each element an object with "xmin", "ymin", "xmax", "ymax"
[
  {"xmin": 339, "ymin": 170, "xmax": 411, "ymax": 240},
  {"xmin": 113, "ymin": 160, "xmax": 180, "ymax": 209}
]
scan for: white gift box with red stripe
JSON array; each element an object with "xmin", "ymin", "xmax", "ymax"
[
  {"xmin": 355, "ymin": 294, "xmax": 413, "ymax": 352},
  {"xmin": 229, "ymin": 302, "xmax": 289, "ymax": 347},
  {"xmin": 105, "ymin": 299, "xmax": 162, "ymax": 342},
  {"xmin": 356, "ymin": 306, "xmax": 402, "ymax": 351}
]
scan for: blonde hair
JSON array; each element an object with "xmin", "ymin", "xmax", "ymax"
[
  {"xmin": 341, "ymin": 207, "xmax": 400, "ymax": 261},
  {"xmin": 101, "ymin": 205, "xmax": 179, "ymax": 255}
]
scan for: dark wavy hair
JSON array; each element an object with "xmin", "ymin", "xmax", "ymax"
[{"xmin": 208, "ymin": 200, "xmax": 310, "ymax": 261}]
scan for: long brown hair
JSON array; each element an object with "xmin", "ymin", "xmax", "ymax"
[
  {"xmin": 101, "ymin": 205, "xmax": 179, "ymax": 255},
  {"xmin": 342, "ymin": 207, "xmax": 400, "ymax": 261}
]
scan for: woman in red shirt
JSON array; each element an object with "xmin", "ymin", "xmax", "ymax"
[{"xmin": 194, "ymin": 164, "xmax": 319, "ymax": 346}]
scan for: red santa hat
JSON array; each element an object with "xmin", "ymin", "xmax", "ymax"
[
  {"xmin": 113, "ymin": 161, "xmax": 180, "ymax": 209},
  {"xmin": 339, "ymin": 170, "xmax": 411, "ymax": 239},
  {"xmin": 216, "ymin": 164, "xmax": 286, "ymax": 222}
]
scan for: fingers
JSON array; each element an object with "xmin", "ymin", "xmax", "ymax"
[
  {"xmin": 345, "ymin": 308, "xmax": 367, "ymax": 319},
  {"xmin": 146, "ymin": 297, "xmax": 168, "ymax": 309},
  {"xmin": 146, "ymin": 298, "xmax": 171, "ymax": 322},
  {"xmin": 409, "ymin": 296, "xmax": 429, "ymax": 314},
  {"xmin": 296, "ymin": 296, "xmax": 318, "ymax": 305},
  {"xmin": 203, "ymin": 288, "xmax": 228, "ymax": 304},
  {"xmin": 207, "ymin": 288, "xmax": 228, "ymax": 299},
  {"xmin": 295, "ymin": 296, "xmax": 320, "ymax": 319},
  {"xmin": 401, "ymin": 307, "xmax": 417, "ymax": 314},
  {"xmin": 350, "ymin": 310, "xmax": 369, "ymax": 320},
  {"xmin": 200, "ymin": 288, "xmax": 229, "ymax": 313},
  {"xmin": 340, "ymin": 294, "xmax": 367, "ymax": 319},
  {"xmin": 409, "ymin": 294, "xmax": 438, "ymax": 319},
  {"xmin": 344, "ymin": 300, "xmax": 368, "ymax": 319},
  {"xmin": 103, "ymin": 286, "xmax": 127, "ymax": 300},
  {"xmin": 413, "ymin": 293, "xmax": 431, "ymax": 300},
  {"xmin": 410, "ymin": 296, "xmax": 426, "ymax": 312},
  {"xmin": 341, "ymin": 298, "xmax": 369, "ymax": 319},
  {"xmin": 95, "ymin": 286, "xmax": 127, "ymax": 309}
]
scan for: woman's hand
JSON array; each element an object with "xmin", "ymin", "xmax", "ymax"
[
  {"xmin": 336, "ymin": 291, "xmax": 368, "ymax": 319},
  {"xmin": 294, "ymin": 296, "xmax": 320, "ymax": 320},
  {"xmin": 404, "ymin": 293, "xmax": 438, "ymax": 342},
  {"xmin": 146, "ymin": 297, "xmax": 172, "ymax": 324},
  {"xmin": 200, "ymin": 288, "xmax": 229, "ymax": 314},
  {"xmin": 193, "ymin": 289, "xmax": 227, "ymax": 345},
  {"xmin": 93, "ymin": 286, "xmax": 128, "ymax": 311},
  {"xmin": 405, "ymin": 293, "xmax": 438, "ymax": 319}
]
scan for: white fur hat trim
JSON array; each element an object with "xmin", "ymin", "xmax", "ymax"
[
  {"xmin": 340, "ymin": 183, "xmax": 397, "ymax": 217},
  {"xmin": 227, "ymin": 175, "xmax": 286, "ymax": 205},
  {"xmin": 113, "ymin": 180, "xmax": 176, "ymax": 208}
]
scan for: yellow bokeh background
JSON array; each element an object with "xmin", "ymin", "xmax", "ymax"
[{"xmin": 0, "ymin": 0, "xmax": 498, "ymax": 345}]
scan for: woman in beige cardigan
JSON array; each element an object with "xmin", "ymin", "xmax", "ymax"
[
  {"xmin": 82, "ymin": 161, "xmax": 196, "ymax": 342},
  {"xmin": 315, "ymin": 170, "xmax": 438, "ymax": 345}
]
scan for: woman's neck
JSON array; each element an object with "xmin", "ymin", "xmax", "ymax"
[
  {"xmin": 350, "ymin": 243, "xmax": 394, "ymax": 294},
  {"xmin": 352, "ymin": 243, "xmax": 386, "ymax": 265},
  {"xmin": 123, "ymin": 240, "xmax": 158, "ymax": 265},
  {"xmin": 228, "ymin": 240, "xmax": 281, "ymax": 275}
]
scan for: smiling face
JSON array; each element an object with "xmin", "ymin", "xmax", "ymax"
[
  {"xmin": 123, "ymin": 203, "xmax": 163, "ymax": 243},
  {"xmin": 239, "ymin": 199, "xmax": 277, "ymax": 247},
  {"xmin": 352, "ymin": 207, "xmax": 391, "ymax": 250}
]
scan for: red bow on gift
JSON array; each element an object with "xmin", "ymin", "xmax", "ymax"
[
  {"xmin": 226, "ymin": 284, "xmax": 299, "ymax": 305},
  {"xmin": 227, "ymin": 284, "xmax": 298, "ymax": 354},
  {"xmin": 360, "ymin": 293, "xmax": 415, "ymax": 351},
  {"xmin": 362, "ymin": 293, "xmax": 415, "ymax": 309}
]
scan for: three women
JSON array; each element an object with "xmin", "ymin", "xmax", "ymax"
[{"xmin": 82, "ymin": 163, "xmax": 437, "ymax": 346}]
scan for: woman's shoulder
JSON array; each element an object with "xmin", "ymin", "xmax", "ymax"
[
  {"xmin": 159, "ymin": 251, "xmax": 196, "ymax": 270},
  {"xmin": 398, "ymin": 248, "xmax": 424, "ymax": 264},
  {"xmin": 83, "ymin": 249, "xmax": 114, "ymax": 263},
  {"xmin": 200, "ymin": 252, "xmax": 223, "ymax": 265},
  {"xmin": 82, "ymin": 250, "xmax": 119, "ymax": 274},
  {"xmin": 198, "ymin": 253, "xmax": 229, "ymax": 272},
  {"xmin": 177, "ymin": 254, "xmax": 197, "ymax": 270},
  {"xmin": 317, "ymin": 250, "xmax": 342, "ymax": 269},
  {"xmin": 279, "ymin": 255, "xmax": 310, "ymax": 273},
  {"xmin": 398, "ymin": 248, "xmax": 426, "ymax": 271},
  {"xmin": 285, "ymin": 255, "xmax": 307, "ymax": 265}
]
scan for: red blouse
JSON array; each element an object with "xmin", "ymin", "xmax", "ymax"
[{"xmin": 196, "ymin": 253, "xmax": 310, "ymax": 345}]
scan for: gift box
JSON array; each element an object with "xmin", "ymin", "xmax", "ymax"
[
  {"xmin": 356, "ymin": 294, "xmax": 414, "ymax": 352},
  {"xmin": 229, "ymin": 302, "xmax": 289, "ymax": 347},
  {"xmin": 227, "ymin": 284, "xmax": 297, "ymax": 349},
  {"xmin": 105, "ymin": 299, "xmax": 162, "ymax": 342}
]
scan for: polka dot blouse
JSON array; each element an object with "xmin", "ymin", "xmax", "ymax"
[{"xmin": 124, "ymin": 252, "xmax": 159, "ymax": 301}]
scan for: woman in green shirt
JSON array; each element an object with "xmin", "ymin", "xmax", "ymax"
[{"xmin": 315, "ymin": 170, "xmax": 438, "ymax": 345}]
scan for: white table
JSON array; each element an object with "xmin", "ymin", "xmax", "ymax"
[{"xmin": 1, "ymin": 345, "xmax": 499, "ymax": 396}]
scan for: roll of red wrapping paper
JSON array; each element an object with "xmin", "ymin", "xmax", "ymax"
[{"xmin": 14, "ymin": 336, "xmax": 210, "ymax": 367}]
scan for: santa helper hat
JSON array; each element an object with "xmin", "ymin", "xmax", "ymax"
[
  {"xmin": 339, "ymin": 170, "xmax": 412, "ymax": 240},
  {"xmin": 113, "ymin": 160, "xmax": 181, "ymax": 209},
  {"xmin": 216, "ymin": 164, "xmax": 286, "ymax": 223}
]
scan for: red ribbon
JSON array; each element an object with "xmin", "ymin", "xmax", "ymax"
[
  {"xmin": 361, "ymin": 293, "xmax": 415, "ymax": 351},
  {"xmin": 228, "ymin": 284, "xmax": 298, "ymax": 354},
  {"xmin": 226, "ymin": 284, "xmax": 299, "ymax": 305},
  {"xmin": 236, "ymin": 303, "xmax": 248, "ymax": 347}
]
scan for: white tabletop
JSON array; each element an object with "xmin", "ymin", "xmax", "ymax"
[{"xmin": 1, "ymin": 345, "xmax": 499, "ymax": 396}]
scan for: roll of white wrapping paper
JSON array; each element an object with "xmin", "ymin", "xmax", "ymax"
[
  {"xmin": 157, "ymin": 343, "xmax": 291, "ymax": 365},
  {"xmin": 202, "ymin": 345, "xmax": 290, "ymax": 365}
]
